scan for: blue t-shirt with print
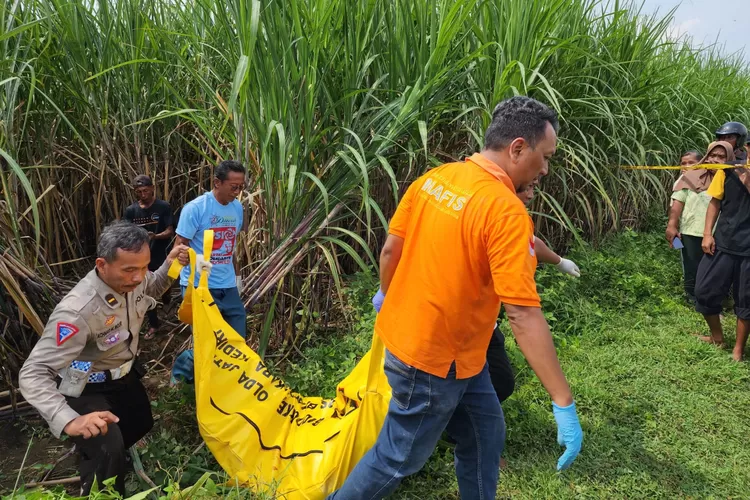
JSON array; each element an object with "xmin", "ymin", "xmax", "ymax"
[{"xmin": 176, "ymin": 192, "xmax": 243, "ymax": 289}]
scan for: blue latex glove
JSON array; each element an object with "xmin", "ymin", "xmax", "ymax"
[
  {"xmin": 372, "ymin": 289, "xmax": 385, "ymax": 313},
  {"xmin": 171, "ymin": 349, "xmax": 195, "ymax": 384},
  {"xmin": 552, "ymin": 401, "xmax": 583, "ymax": 471}
]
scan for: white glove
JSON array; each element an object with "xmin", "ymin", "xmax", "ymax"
[
  {"xmin": 556, "ymin": 258, "xmax": 580, "ymax": 277},
  {"xmin": 195, "ymin": 254, "xmax": 213, "ymax": 277},
  {"xmin": 236, "ymin": 276, "xmax": 243, "ymax": 291}
]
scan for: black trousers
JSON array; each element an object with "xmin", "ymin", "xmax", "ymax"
[
  {"xmin": 65, "ymin": 372, "xmax": 153, "ymax": 495},
  {"xmin": 695, "ymin": 249, "xmax": 750, "ymax": 320},
  {"xmin": 680, "ymin": 235, "xmax": 704, "ymax": 304},
  {"xmin": 146, "ymin": 287, "xmax": 172, "ymax": 329},
  {"xmin": 486, "ymin": 327, "xmax": 515, "ymax": 403}
]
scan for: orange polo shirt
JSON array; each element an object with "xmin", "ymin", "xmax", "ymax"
[{"xmin": 375, "ymin": 153, "xmax": 540, "ymax": 379}]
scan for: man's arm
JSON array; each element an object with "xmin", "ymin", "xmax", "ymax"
[
  {"xmin": 534, "ymin": 237, "xmax": 580, "ymax": 277},
  {"xmin": 736, "ymin": 167, "xmax": 750, "ymax": 191},
  {"xmin": 19, "ymin": 309, "xmax": 99, "ymax": 438},
  {"xmin": 144, "ymin": 244, "xmax": 189, "ymax": 297},
  {"xmin": 486, "ymin": 213, "xmax": 573, "ymax": 404},
  {"xmin": 702, "ymin": 198, "xmax": 720, "ymax": 255},
  {"xmin": 487, "ymin": 212, "xmax": 582, "ymax": 469},
  {"xmin": 379, "ymin": 234, "xmax": 404, "ymax": 293},
  {"xmin": 701, "ymin": 171, "xmax": 725, "ymax": 255},
  {"xmin": 154, "ymin": 203, "xmax": 175, "ymax": 241},
  {"xmin": 535, "ymin": 238, "xmax": 561, "ymax": 265},
  {"xmin": 153, "ymin": 225, "xmax": 174, "ymax": 241},
  {"xmin": 504, "ymin": 304, "xmax": 573, "ymax": 406}
]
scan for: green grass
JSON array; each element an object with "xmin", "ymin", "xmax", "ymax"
[
  {"xmin": 285, "ymin": 230, "xmax": 750, "ymax": 499},
  {"xmin": 7, "ymin": 230, "xmax": 750, "ymax": 499},
  {"xmin": 490, "ymin": 313, "xmax": 750, "ymax": 499}
]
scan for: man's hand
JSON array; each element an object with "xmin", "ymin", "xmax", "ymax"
[
  {"xmin": 148, "ymin": 231, "xmax": 155, "ymax": 241},
  {"xmin": 505, "ymin": 304, "xmax": 573, "ymax": 406},
  {"xmin": 372, "ymin": 289, "xmax": 385, "ymax": 313},
  {"xmin": 196, "ymin": 254, "xmax": 213, "ymax": 277},
  {"xmin": 552, "ymin": 402, "xmax": 583, "ymax": 470},
  {"xmin": 702, "ymin": 235, "xmax": 716, "ymax": 255},
  {"xmin": 556, "ymin": 258, "xmax": 580, "ymax": 278},
  {"xmin": 168, "ymin": 244, "xmax": 190, "ymax": 266},
  {"xmin": 63, "ymin": 411, "xmax": 119, "ymax": 439},
  {"xmin": 665, "ymin": 224, "xmax": 680, "ymax": 245},
  {"xmin": 737, "ymin": 167, "xmax": 750, "ymax": 189}
]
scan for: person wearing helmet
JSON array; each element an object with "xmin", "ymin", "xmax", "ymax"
[
  {"xmin": 694, "ymin": 142, "xmax": 750, "ymax": 361},
  {"xmin": 715, "ymin": 121, "xmax": 748, "ymax": 163}
]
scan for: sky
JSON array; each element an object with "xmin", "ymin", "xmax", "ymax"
[{"xmin": 639, "ymin": 0, "xmax": 749, "ymax": 62}]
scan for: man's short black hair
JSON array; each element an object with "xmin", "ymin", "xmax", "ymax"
[
  {"xmin": 215, "ymin": 160, "xmax": 247, "ymax": 181},
  {"xmin": 98, "ymin": 221, "xmax": 150, "ymax": 262},
  {"xmin": 484, "ymin": 96, "xmax": 559, "ymax": 151}
]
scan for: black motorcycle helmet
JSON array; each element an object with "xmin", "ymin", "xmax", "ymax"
[{"xmin": 715, "ymin": 121, "xmax": 748, "ymax": 149}]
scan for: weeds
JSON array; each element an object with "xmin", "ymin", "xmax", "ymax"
[
  {"xmin": 3, "ymin": 0, "xmax": 750, "ymax": 371},
  {"xmin": 7, "ymin": 230, "xmax": 750, "ymax": 498}
]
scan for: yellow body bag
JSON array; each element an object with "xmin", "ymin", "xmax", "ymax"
[{"xmin": 168, "ymin": 230, "xmax": 391, "ymax": 498}]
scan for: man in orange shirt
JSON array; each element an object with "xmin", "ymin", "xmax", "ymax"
[{"xmin": 329, "ymin": 97, "xmax": 582, "ymax": 500}]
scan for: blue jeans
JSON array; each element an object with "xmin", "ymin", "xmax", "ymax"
[
  {"xmin": 171, "ymin": 286, "xmax": 247, "ymax": 383},
  {"xmin": 329, "ymin": 350, "xmax": 505, "ymax": 500}
]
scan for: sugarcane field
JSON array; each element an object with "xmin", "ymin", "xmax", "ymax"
[{"xmin": 2, "ymin": 0, "xmax": 750, "ymax": 498}]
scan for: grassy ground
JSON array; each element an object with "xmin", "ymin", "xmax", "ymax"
[
  {"xmin": 5, "ymin": 229, "xmax": 750, "ymax": 499},
  {"xmin": 285, "ymin": 229, "xmax": 750, "ymax": 499}
]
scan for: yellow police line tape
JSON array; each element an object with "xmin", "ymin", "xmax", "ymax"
[{"xmin": 622, "ymin": 164, "xmax": 749, "ymax": 171}]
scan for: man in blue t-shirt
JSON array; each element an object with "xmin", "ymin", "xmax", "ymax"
[{"xmin": 171, "ymin": 160, "xmax": 247, "ymax": 383}]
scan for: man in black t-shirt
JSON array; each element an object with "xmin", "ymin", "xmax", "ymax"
[
  {"xmin": 123, "ymin": 175, "xmax": 175, "ymax": 339},
  {"xmin": 695, "ymin": 144, "xmax": 750, "ymax": 361}
]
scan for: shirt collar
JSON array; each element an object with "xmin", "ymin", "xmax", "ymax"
[
  {"xmin": 90, "ymin": 269, "xmax": 126, "ymax": 309},
  {"xmin": 465, "ymin": 153, "xmax": 516, "ymax": 192}
]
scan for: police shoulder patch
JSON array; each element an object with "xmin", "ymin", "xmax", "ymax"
[{"xmin": 57, "ymin": 322, "xmax": 80, "ymax": 346}]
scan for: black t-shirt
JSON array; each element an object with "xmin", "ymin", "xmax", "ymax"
[
  {"xmin": 735, "ymin": 148, "xmax": 747, "ymax": 164},
  {"xmin": 715, "ymin": 169, "xmax": 750, "ymax": 257},
  {"xmin": 123, "ymin": 199, "xmax": 174, "ymax": 269}
]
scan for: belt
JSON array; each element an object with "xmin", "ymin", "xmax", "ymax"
[{"xmin": 70, "ymin": 359, "xmax": 135, "ymax": 384}]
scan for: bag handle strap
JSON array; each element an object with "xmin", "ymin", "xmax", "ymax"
[
  {"xmin": 167, "ymin": 230, "xmax": 214, "ymax": 289},
  {"xmin": 365, "ymin": 333, "xmax": 386, "ymax": 393}
]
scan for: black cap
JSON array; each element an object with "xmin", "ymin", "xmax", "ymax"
[{"xmin": 133, "ymin": 175, "xmax": 153, "ymax": 188}]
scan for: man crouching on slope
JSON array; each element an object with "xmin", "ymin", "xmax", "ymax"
[{"xmin": 19, "ymin": 221, "xmax": 189, "ymax": 496}]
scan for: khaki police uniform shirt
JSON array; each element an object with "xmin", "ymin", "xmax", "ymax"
[{"xmin": 19, "ymin": 260, "xmax": 173, "ymax": 438}]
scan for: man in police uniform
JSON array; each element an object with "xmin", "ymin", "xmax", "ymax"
[{"xmin": 19, "ymin": 221, "xmax": 188, "ymax": 495}]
